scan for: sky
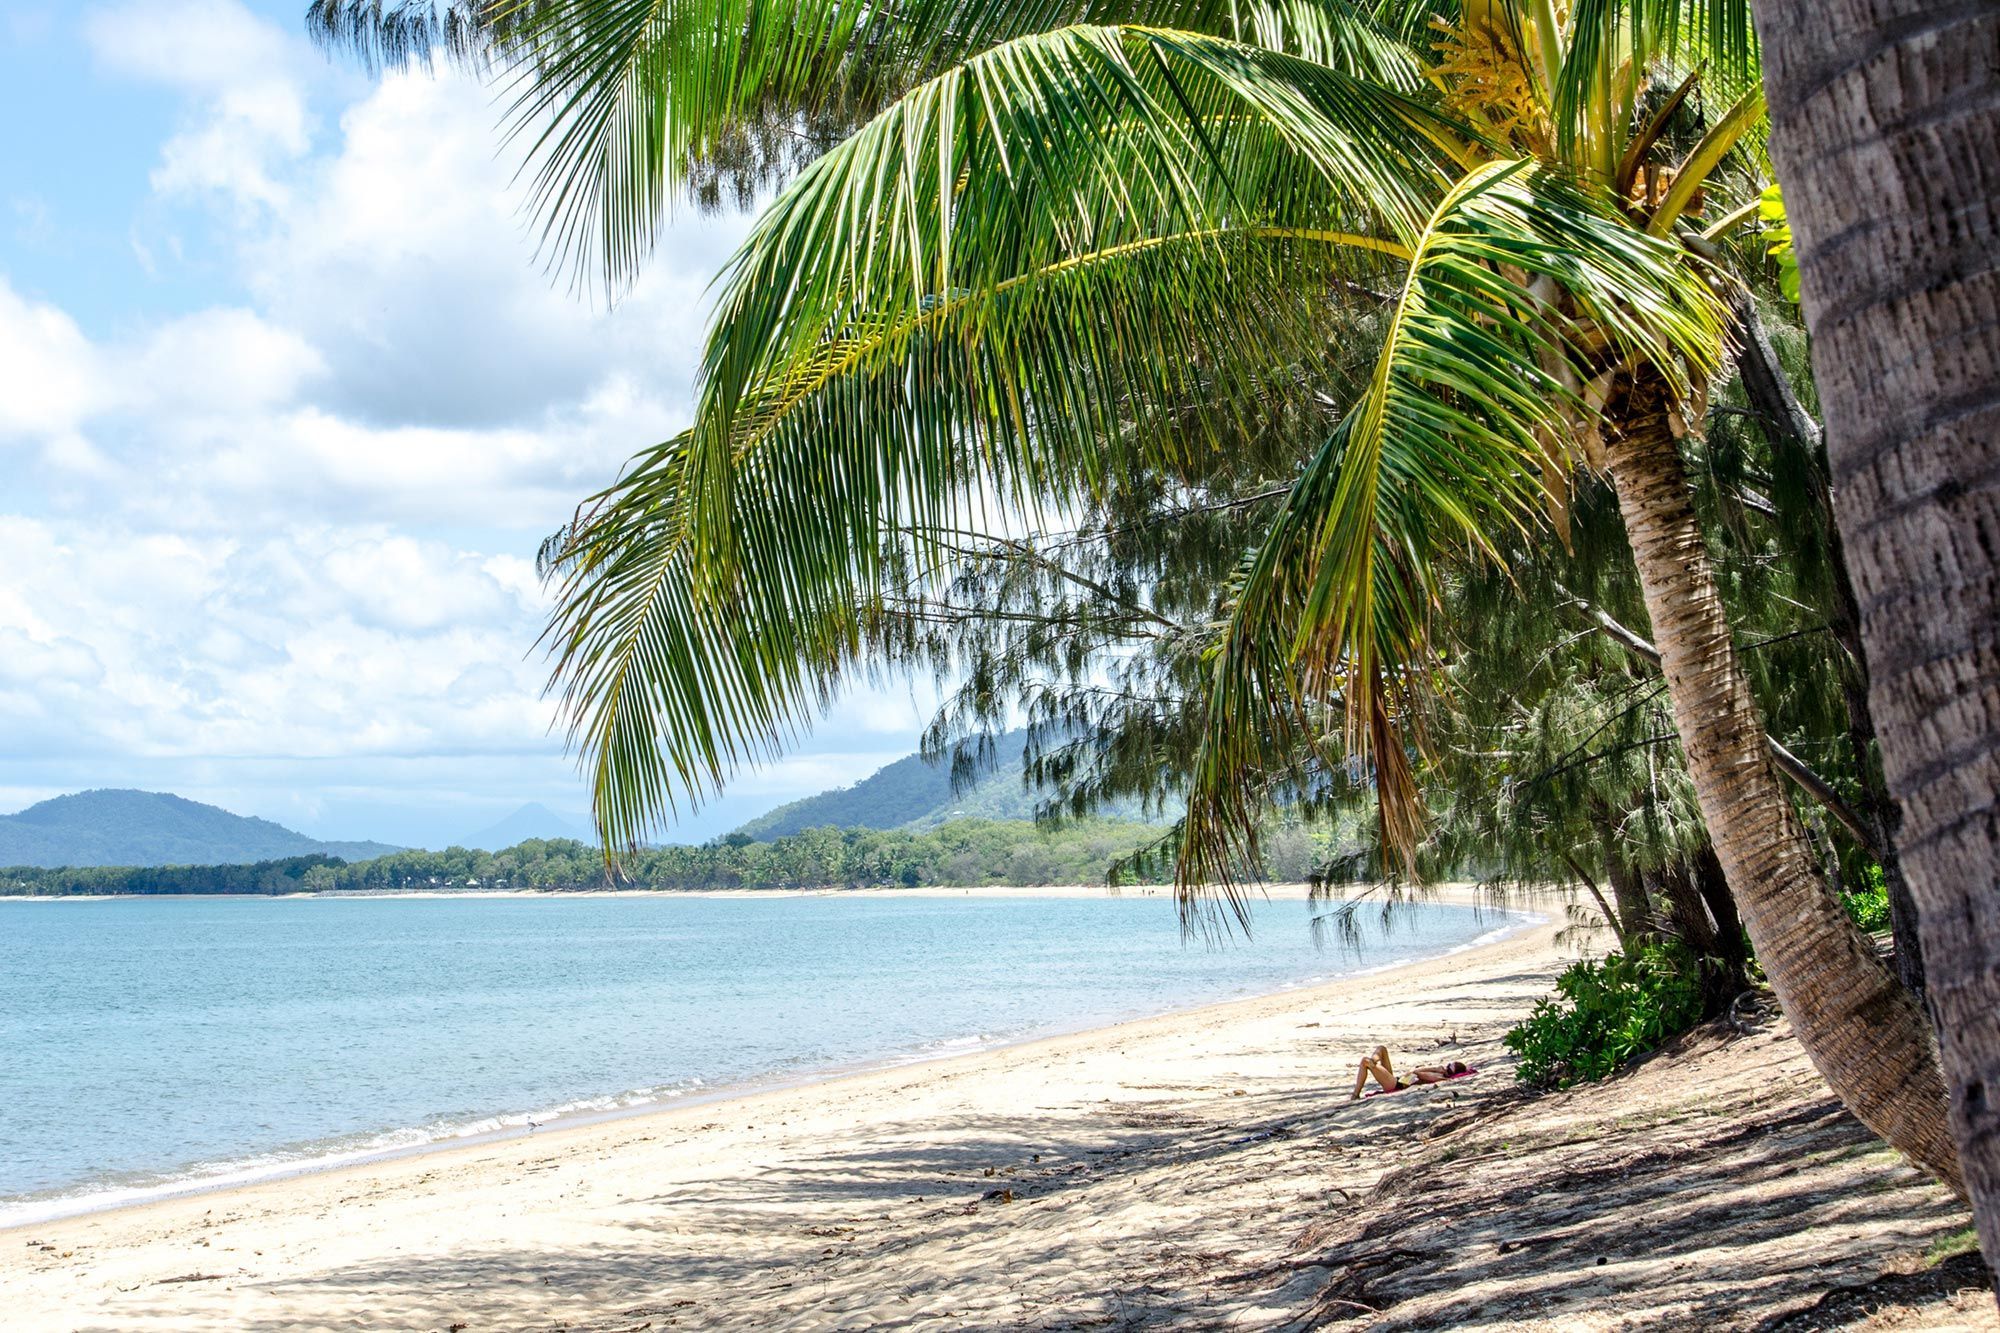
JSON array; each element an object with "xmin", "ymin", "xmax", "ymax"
[{"xmin": 0, "ymin": 0, "xmax": 939, "ymax": 848}]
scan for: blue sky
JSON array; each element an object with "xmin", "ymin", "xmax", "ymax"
[{"xmin": 0, "ymin": 0, "xmax": 936, "ymax": 847}]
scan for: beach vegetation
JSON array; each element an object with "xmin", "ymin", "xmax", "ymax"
[
  {"xmin": 1926, "ymin": 1227, "xmax": 1980, "ymax": 1268},
  {"xmin": 0, "ymin": 853, "xmax": 344, "ymax": 897},
  {"xmin": 1503, "ymin": 940, "xmax": 1709, "ymax": 1088},
  {"xmin": 1839, "ymin": 866, "xmax": 1891, "ymax": 935}
]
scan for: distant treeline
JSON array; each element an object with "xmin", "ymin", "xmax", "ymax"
[
  {"xmin": 0, "ymin": 854, "xmax": 344, "ymax": 896},
  {"xmin": 0, "ymin": 818, "xmax": 1238, "ymax": 896}
]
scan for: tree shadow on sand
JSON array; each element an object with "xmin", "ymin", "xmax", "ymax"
[{"xmin": 109, "ymin": 1011, "xmax": 1979, "ymax": 1331}]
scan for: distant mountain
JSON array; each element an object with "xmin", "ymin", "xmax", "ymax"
[
  {"xmin": 0, "ymin": 790, "xmax": 401, "ymax": 869},
  {"xmin": 456, "ymin": 803, "xmax": 590, "ymax": 851},
  {"xmin": 733, "ymin": 733, "xmax": 1067, "ymax": 840}
]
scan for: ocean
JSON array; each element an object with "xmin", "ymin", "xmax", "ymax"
[{"xmin": 0, "ymin": 890, "xmax": 1517, "ymax": 1226}]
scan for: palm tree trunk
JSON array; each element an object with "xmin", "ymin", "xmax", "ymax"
[
  {"xmin": 1656, "ymin": 860, "xmax": 1718, "ymax": 958},
  {"xmin": 1601, "ymin": 373, "xmax": 1963, "ymax": 1191},
  {"xmin": 1750, "ymin": 0, "xmax": 2000, "ymax": 1277}
]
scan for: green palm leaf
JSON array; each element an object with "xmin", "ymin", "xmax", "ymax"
[
  {"xmin": 310, "ymin": 1, "xmax": 1458, "ymax": 288},
  {"xmin": 689, "ymin": 25, "xmax": 1474, "ymax": 500},
  {"xmin": 305, "ymin": 1, "xmax": 498, "ymax": 71},
  {"xmin": 535, "ymin": 9, "xmax": 1728, "ymax": 882},
  {"xmin": 542, "ymin": 23, "xmax": 1472, "ymax": 848},
  {"xmin": 1548, "ymin": 0, "xmax": 1759, "ymax": 168},
  {"xmin": 1174, "ymin": 159, "xmax": 1727, "ymax": 931}
]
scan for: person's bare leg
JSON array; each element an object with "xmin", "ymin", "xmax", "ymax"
[{"xmin": 1353, "ymin": 1048, "xmax": 1399, "ymax": 1098}]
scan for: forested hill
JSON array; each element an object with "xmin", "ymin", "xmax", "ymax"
[
  {"xmin": 733, "ymin": 733, "xmax": 1039, "ymax": 840},
  {"xmin": 732, "ymin": 733, "xmax": 1159, "ymax": 840},
  {"xmin": 0, "ymin": 790, "xmax": 400, "ymax": 869},
  {"xmin": 0, "ymin": 819, "xmax": 1198, "ymax": 896}
]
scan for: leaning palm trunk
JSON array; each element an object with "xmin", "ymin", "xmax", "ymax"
[
  {"xmin": 1749, "ymin": 0, "xmax": 2000, "ymax": 1275},
  {"xmin": 1602, "ymin": 373, "xmax": 1964, "ymax": 1191}
]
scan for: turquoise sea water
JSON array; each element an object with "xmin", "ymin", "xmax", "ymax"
[{"xmin": 0, "ymin": 891, "xmax": 1517, "ymax": 1226}]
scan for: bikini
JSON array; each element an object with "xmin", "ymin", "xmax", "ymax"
[{"xmin": 1367, "ymin": 1066, "xmax": 1479, "ymax": 1098}]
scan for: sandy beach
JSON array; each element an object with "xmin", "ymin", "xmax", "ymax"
[{"xmin": 4, "ymin": 888, "xmax": 1985, "ymax": 1331}]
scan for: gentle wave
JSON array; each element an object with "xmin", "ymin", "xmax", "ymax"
[{"xmin": 0, "ymin": 1077, "xmax": 714, "ymax": 1231}]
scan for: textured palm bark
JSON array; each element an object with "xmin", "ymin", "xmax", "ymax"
[
  {"xmin": 1750, "ymin": 0, "xmax": 2000, "ymax": 1280},
  {"xmin": 1656, "ymin": 862, "xmax": 1719, "ymax": 959},
  {"xmin": 1603, "ymin": 383, "xmax": 1963, "ymax": 1192}
]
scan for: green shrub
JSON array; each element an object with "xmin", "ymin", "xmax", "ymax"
[
  {"xmin": 1840, "ymin": 864, "xmax": 1891, "ymax": 932},
  {"xmin": 1504, "ymin": 942, "xmax": 1708, "ymax": 1089}
]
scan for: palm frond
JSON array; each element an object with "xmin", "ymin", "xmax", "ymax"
[
  {"xmin": 1549, "ymin": 0, "xmax": 1758, "ymax": 168},
  {"xmin": 540, "ymin": 431, "xmax": 858, "ymax": 845},
  {"xmin": 1234, "ymin": 0, "xmax": 1435, "ymax": 92},
  {"xmin": 463, "ymin": 0, "xmax": 1271, "ymax": 288},
  {"xmin": 1643, "ymin": 81, "xmax": 1764, "ymax": 235},
  {"xmin": 693, "ymin": 25, "xmax": 1469, "ymax": 459},
  {"xmin": 314, "ymin": 0, "xmax": 1467, "ymax": 289},
  {"xmin": 542, "ymin": 24, "xmax": 1472, "ymax": 847},
  {"xmin": 1174, "ymin": 160, "xmax": 1728, "ymax": 933}
]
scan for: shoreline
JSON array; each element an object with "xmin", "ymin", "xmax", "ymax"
[
  {"xmin": 1, "ymin": 882, "xmax": 1210, "ymax": 902},
  {"xmin": 0, "ymin": 888, "xmax": 1528, "ymax": 1232},
  {"xmin": 0, "ymin": 877, "xmax": 1538, "ymax": 903},
  {"xmin": 0, "ymin": 880, "xmax": 1528, "ymax": 1232},
  {"xmin": 6, "ymin": 894, "xmax": 1583, "ymax": 1330},
  {"xmin": 13, "ymin": 897, "xmax": 1967, "ymax": 1330}
]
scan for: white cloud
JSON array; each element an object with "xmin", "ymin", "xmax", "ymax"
[
  {"xmin": 84, "ymin": 0, "xmax": 297, "ymax": 90},
  {"xmin": 0, "ymin": 284, "xmax": 324, "ymax": 448},
  {"xmin": 0, "ymin": 280, "xmax": 103, "ymax": 439},
  {"xmin": 86, "ymin": 0, "xmax": 313, "ymax": 212},
  {"xmin": 132, "ymin": 307, "xmax": 326, "ymax": 412},
  {"xmin": 317, "ymin": 532, "xmax": 535, "ymax": 633},
  {"xmin": 38, "ymin": 432, "xmax": 121, "ymax": 480},
  {"xmin": 149, "ymin": 81, "xmax": 310, "ymax": 208},
  {"xmin": 0, "ymin": 516, "xmax": 554, "ymax": 763},
  {"xmin": 0, "ymin": 8, "xmax": 910, "ymax": 847},
  {"xmin": 169, "ymin": 408, "xmax": 593, "ymax": 533},
  {"xmin": 253, "ymin": 71, "xmax": 745, "ymax": 430},
  {"xmin": 2, "ymin": 61, "xmax": 751, "ymax": 529}
]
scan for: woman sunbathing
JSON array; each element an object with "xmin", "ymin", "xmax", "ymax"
[{"xmin": 1350, "ymin": 1045, "xmax": 1470, "ymax": 1099}]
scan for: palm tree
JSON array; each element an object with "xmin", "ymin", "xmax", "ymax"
[
  {"xmin": 312, "ymin": 0, "xmax": 1960, "ymax": 1186},
  {"xmin": 1749, "ymin": 0, "xmax": 2000, "ymax": 1273}
]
